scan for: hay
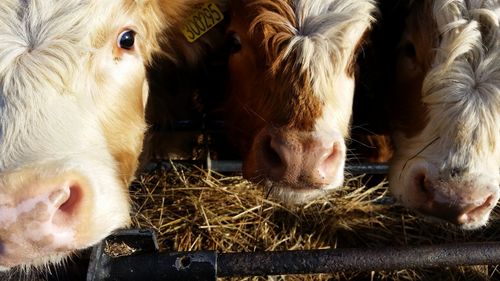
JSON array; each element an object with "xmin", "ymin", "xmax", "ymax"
[{"xmin": 130, "ymin": 163, "xmax": 500, "ymax": 280}]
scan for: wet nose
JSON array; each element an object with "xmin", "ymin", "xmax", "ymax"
[{"xmin": 255, "ymin": 129, "xmax": 345, "ymax": 186}]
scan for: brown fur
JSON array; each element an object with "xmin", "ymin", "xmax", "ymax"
[
  {"xmin": 355, "ymin": 134, "xmax": 393, "ymax": 163},
  {"xmin": 346, "ymin": 30, "xmax": 370, "ymax": 78},
  {"xmin": 98, "ymin": 0, "xmax": 210, "ymax": 184},
  {"xmin": 226, "ymin": 0, "xmax": 323, "ymax": 156},
  {"xmin": 389, "ymin": 0, "xmax": 437, "ymax": 138}
]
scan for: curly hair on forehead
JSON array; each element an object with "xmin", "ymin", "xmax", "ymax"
[
  {"xmin": 228, "ymin": 0, "xmax": 376, "ymax": 132},
  {"xmin": 433, "ymin": 0, "xmax": 498, "ymax": 60},
  {"xmin": 424, "ymin": 0, "xmax": 499, "ymax": 98},
  {"xmin": 418, "ymin": 0, "xmax": 500, "ymax": 157},
  {"xmin": 227, "ymin": 0, "xmax": 297, "ymax": 75},
  {"xmin": 235, "ymin": 0, "xmax": 376, "ymax": 77}
]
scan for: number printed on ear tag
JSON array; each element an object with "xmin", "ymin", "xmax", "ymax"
[{"xmin": 182, "ymin": 2, "xmax": 224, "ymax": 43}]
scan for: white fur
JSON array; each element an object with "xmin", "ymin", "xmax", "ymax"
[
  {"xmin": 390, "ymin": 0, "xmax": 500, "ymax": 228},
  {"xmin": 314, "ymin": 103, "xmax": 349, "ymax": 192},
  {"xmin": 290, "ymin": 0, "xmax": 375, "ymax": 105},
  {"xmin": 0, "ymin": 0, "xmax": 172, "ymax": 272},
  {"xmin": 289, "ymin": 0, "xmax": 375, "ymax": 200}
]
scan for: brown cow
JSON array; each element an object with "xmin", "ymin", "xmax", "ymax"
[
  {"xmin": 223, "ymin": 0, "xmax": 377, "ymax": 203},
  {"xmin": 0, "ymin": 0, "xmax": 202, "ymax": 272}
]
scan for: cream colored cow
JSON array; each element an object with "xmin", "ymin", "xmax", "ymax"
[{"xmin": 0, "ymin": 0, "xmax": 200, "ymax": 272}]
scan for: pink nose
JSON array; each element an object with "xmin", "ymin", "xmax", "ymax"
[
  {"xmin": 415, "ymin": 174, "xmax": 499, "ymax": 226},
  {"xmin": 0, "ymin": 178, "xmax": 83, "ymax": 267},
  {"xmin": 250, "ymin": 129, "xmax": 345, "ymax": 188}
]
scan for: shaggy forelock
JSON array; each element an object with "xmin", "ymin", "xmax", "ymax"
[
  {"xmin": 237, "ymin": 0, "xmax": 375, "ymax": 132},
  {"xmin": 247, "ymin": 0, "xmax": 376, "ymax": 77},
  {"xmin": 0, "ymin": 0, "xmax": 94, "ymax": 95},
  {"xmin": 421, "ymin": 0, "xmax": 500, "ymax": 163}
]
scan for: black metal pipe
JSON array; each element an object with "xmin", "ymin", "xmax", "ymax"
[
  {"xmin": 208, "ymin": 160, "xmax": 241, "ymax": 172},
  {"xmin": 90, "ymin": 251, "xmax": 217, "ymax": 281},
  {"xmin": 217, "ymin": 242, "xmax": 500, "ymax": 277},
  {"xmin": 345, "ymin": 163, "xmax": 389, "ymax": 175},
  {"xmin": 208, "ymin": 160, "xmax": 389, "ymax": 175},
  {"xmin": 88, "ymin": 230, "xmax": 500, "ymax": 280},
  {"xmin": 150, "ymin": 120, "xmax": 224, "ymax": 131},
  {"xmin": 146, "ymin": 160, "xmax": 389, "ymax": 175}
]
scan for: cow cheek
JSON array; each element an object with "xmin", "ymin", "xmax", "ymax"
[
  {"xmin": 100, "ymin": 75, "xmax": 147, "ymax": 186},
  {"xmin": 226, "ymin": 56, "xmax": 266, "ymax": 153}
]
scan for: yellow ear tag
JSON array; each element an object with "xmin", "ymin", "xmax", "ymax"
[{"xmin": 182, "ymin": 2, "xmax": 224, "ymax": 43}]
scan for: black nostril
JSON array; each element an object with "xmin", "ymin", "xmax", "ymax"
[
  {"xmin": 416, "ymin": 173, "xmax": 427, "ymax": 194},
  {"xmin": 467, "ymin": 195, "xmax": 494, "ymax": 215},
  {"xmin": 415, "ymin": 173, "xmax": 436, "ymax": 202},
  {"xmin": 59, "ymin": 185, "xmax": 81, "ymax": 215},
  {"xmin": 262, "ymin": 135, "xmax": 283, "ymax": 168},
  {"xmin": 450, "ymin": 168, "xmax": 463, "ymax": 178},
  {"xmin": 325, "ymin": 142, "xmax": 341, "ymax": 164}
]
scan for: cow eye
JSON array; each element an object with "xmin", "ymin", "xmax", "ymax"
[
  {"xmin": 118, "ymin": 30, "xmax": 135, "ymax": 50},
  {"xmin": 397, "ymin": 38, "xmax": 419, "ymax": 73},
  {"xmin": 402, "ymin": 41, "xmax": 416, "ymax": 59},
  {"xmin": 227, "ymin": 32, "xmax": 242, "ymax": 54}
]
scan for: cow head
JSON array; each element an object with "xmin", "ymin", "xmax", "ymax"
[
  {"xmin": 388, "ymin": 0, "xmax": 500, "ymax": 229},
  {"xmin": 224, "ymin": 0, "xmax": 376, "ymax": 203},
  {"xmin": 0, "ymin": 0, "xmax": 197, "ymax": 271}
]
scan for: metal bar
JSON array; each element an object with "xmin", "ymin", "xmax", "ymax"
[
  {"xmin": 146, "ymin": 160, "xmax": 389, "ymax": 175},
  {"xmin": 345, "ymin": 163, "xmax": 389, "ymax": 175},
  {"xmin": 88, "ymin": 230, "xmax": 500, "ymax": 280},
  {"xmin": 148, "ymin": 118, "xmax": 390, "ymax": 175},
  {"xmin": 150, "ymin": 120, "xmax": 224, "ymax": 131},
  {"xmin": 208, "ymin": 160, "xmax": 242, "ymax": 172},
  {"xmin": 217, "ymin": 243, "xmax": 500, "ymax": 277},
  {"xmin": 208, "ymin": 160, "xmax": 389, "ymax": 175},
  {"xmin": 94, "ymin": 251, "xmax": 217, "ymax": 281},
  {"xmin": 87, "ymin": 230, "xmax": 217, "ymax": 281}
]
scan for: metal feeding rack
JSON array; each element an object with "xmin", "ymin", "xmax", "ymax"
[{"xmin": 87, "ymin": 229, "xmax": 500, "ymax": 281}]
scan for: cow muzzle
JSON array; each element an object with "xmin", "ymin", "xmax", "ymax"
[
  {"xmin": 409, "ymin": 168, "xmax": 499, "ymax": 229},
  {"xmin": 0, "ymin": 170, "xmax": 89, "ymax": 269},
  {"xmin": 244, "ymin": 127, "xmax": 346, "ymax": 193}
]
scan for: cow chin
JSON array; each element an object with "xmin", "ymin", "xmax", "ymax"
[
  {"xmin": 262, "ymin": 180, "xmax": 343, "ymax": 205},
  {"xmin": 0, "ymin": 252, "xmax": 68, "ymax": 273},
  {"xmin": 389, "ymin": 155, "xmax": 500, "ymax": 230}
]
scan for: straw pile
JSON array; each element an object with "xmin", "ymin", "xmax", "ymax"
[{"xmin": 130, "ymin": 163, "xmax": 500, "ymax": 281}]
